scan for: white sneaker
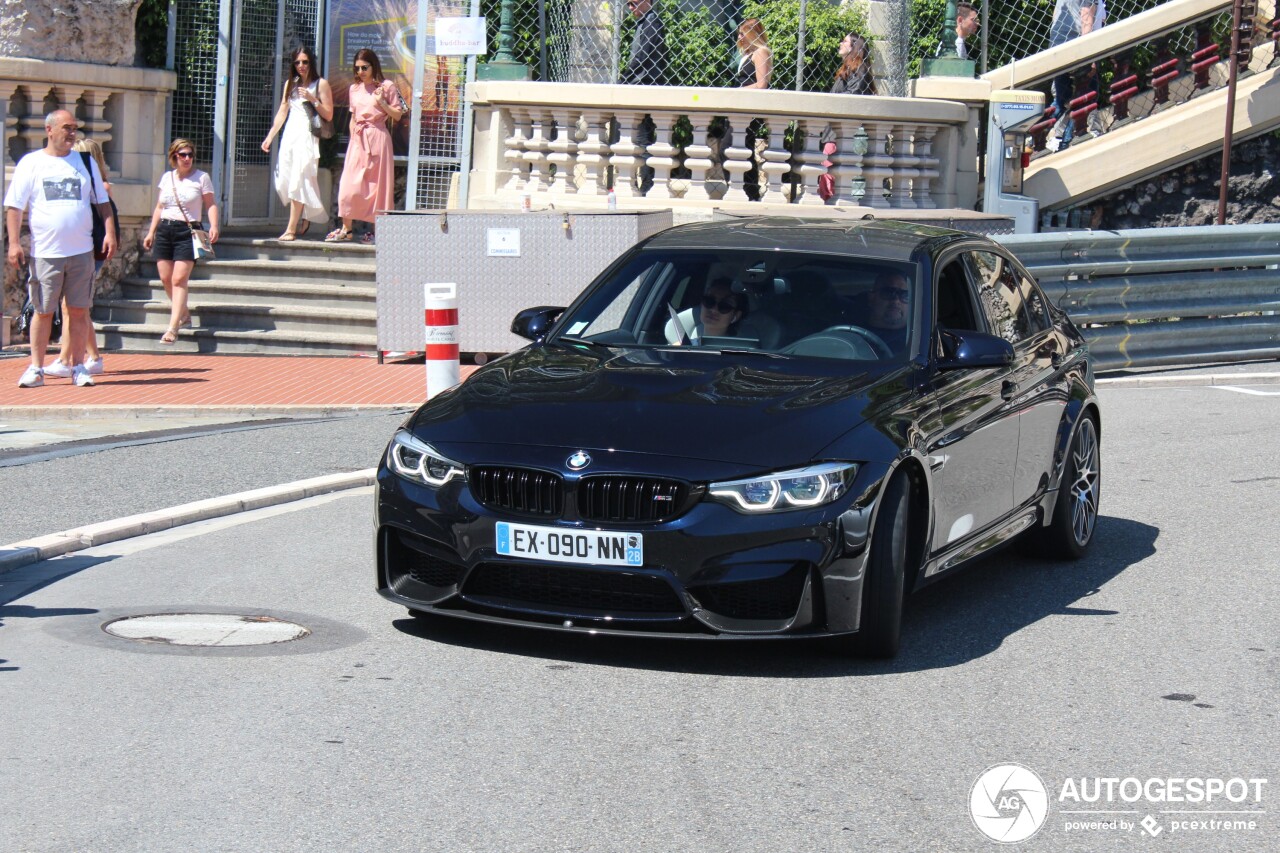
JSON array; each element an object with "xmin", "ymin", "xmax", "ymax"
[
  {"xmin": 43, "ymin": 359, "xmax": 73, "ymax": 378},
  {"xmin": 17, "ymin": 365, "xmax": 44, "ymax": 387},
  {"xmin": 84, "ymin": 356, "xmax": 104, "ymax": 375},
  {"xmin": 72, "ymin": 365, "xmax": 94, "ymax": 387}
]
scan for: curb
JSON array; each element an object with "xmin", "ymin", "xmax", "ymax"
[
  {"xmin": 1096, "ymin": 371, "xmax": 1280, "ymax": 388},
  {"xmin": 0, "ymin": 468, "xmax": 377, "ymax": 574},
  {"xmin": 0, "ymin": 404, "xmax": 416, "ymax": 419}
]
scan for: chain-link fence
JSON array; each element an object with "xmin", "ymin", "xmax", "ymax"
[
  {"xmin": 478, "ymin": 0, "xmax": 1210, "ymax": 91},
  {"xmin": 170, "ymin": 0, "xmax": 220, "ymax": 174}
]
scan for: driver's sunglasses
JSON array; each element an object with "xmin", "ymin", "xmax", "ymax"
[
  {"xmin": 701, "ymin": 296, "xmax": 738, "ymax": 313},
  {"xmin": 875, "ymin": 287, "xmax": 910, "ymax": 303}
]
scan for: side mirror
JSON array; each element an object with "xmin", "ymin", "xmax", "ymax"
[
  {"xmin": 936, "ymin": 328, "xmax": 1015, "ymax": 370},
  {"xmin": 511, "ymin": 306, "xmax": 565, "ymax": 341}
]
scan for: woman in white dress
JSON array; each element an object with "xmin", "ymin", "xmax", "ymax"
[{"xmin": 260, "ymin": 46, "xmax": 333, "ymax": 240}]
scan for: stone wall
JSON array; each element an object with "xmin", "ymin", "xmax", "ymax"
[
  {"xmin": 0, "ymin": 0, "xmax": 143, "ymax": 67},
  {"xmin": 1092, "ymin": 132, "xmax": 1280, "ymax": 230}
]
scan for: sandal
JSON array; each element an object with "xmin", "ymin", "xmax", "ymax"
[
  {"xmin": 179, "ymin": 314, "xmax": 192, "ymax": 329},
  {"xmin": 160, "ymin": 327, "xmax": 179, "ymax": 345},
  {"xmin": 297, "ymin": 220, "xmax": 311, "ymax": 237},
  {"xmin": 277, "ymin": 232, "xmax": 296, "ymax": 242},
  {"xmin": 360, "ymin": 232, "xmax": 375, "ymax": 245},
  {"xmin": 324, "ymin": 228, "xmax": 353, "ymax": 243}
]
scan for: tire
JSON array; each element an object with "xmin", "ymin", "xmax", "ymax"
[
  {"xmin": 1035, "ymin": 414, "xmax": 1100, "ymax": 559},
  {"xmin": 843, "ymin": 473, "xmax": 910, "ymax": 659}
]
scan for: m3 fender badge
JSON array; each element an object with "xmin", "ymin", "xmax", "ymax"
[{"xmin": 566, "ymin": 450, "xmax": 591, "ymax": 471}]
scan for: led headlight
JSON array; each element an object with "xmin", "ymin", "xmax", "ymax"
[
  {"xmin": 387, "ymin": 430, "xmax": 465, "ymax": 487},
  {"xmin": 708, "ymin": 462, "xmax": 858, "ymax": 513}
]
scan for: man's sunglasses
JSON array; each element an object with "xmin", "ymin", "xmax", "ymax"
[
  {"xmin": 875, "ymin": 287, "xmax": 910, "ymax": 303},
  {"xmin": 701, "ymin": 296, "xmax": 738, "ymax": 313}
]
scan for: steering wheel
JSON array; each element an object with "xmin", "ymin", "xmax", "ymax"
[{"xmin": 783, "ymin": 325, "xmax": 894, "ymax": 360}]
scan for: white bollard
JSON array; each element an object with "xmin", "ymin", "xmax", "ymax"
[{"xmin": 424, "ymin": 283, "xmax": 460, "ymax": 399}]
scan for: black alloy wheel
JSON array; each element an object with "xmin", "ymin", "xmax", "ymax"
[{"xmin": 1037, "ymin": 414, "xmax": 1100, "ymax": 559}]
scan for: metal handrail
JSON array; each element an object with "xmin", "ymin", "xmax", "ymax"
[{"xmin": 997, "ymin": 225, "xmax": 1280, "ymax": 370}]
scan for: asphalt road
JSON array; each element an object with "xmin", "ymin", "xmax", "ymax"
[{"xmin": 1, "ymin": 383, "xmax": 1277, "ymax": 851}]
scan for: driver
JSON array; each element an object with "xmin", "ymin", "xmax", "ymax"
[
  {"xmin": 695, "ymin": 278, "xmax": 746, "ymax": 340},
  {"xmin": 863, "ymin": 271, "xmax": 911, "ymax": 355}
]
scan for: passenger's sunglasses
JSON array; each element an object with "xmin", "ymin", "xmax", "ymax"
[
  {"xmin": 701, "ymin": 296, "xmax": 738, "ymax": 313},
  {"xmin": 354, "ymin": 64, "xmax": 371, "ymax": 72},
  {"xmin": 875, "ymin": 287, "xmax": 910, "ymax": 303}
]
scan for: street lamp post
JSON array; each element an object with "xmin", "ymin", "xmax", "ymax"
[
  {"xmin": 920, "ymin": 0, "xmax": 976, "ymax": 77},
  {"xmin": 478, "ymin": 0, "xmax": 530, "ymax": 80}
]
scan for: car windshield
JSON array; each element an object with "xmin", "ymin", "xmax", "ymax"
[{"xmin": 553, "ymin": 249, "xmax": 918, "ymax": 363}]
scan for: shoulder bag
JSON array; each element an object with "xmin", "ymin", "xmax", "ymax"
[
  {"xmin": 79, "ymin": 151, "xmax": 119, "ymax": 261},
  {"xmin": 170, "ymin": 171, "xmax": 215, "ymax": 260},
  {"xmin": 301, "ymin": 82, "xmax": 334, "ymax": 139}
]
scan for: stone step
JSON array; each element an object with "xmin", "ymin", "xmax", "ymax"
[
  {"xmin": 138, "ymin": 257, "xmax": 376, "ymax": 286},
  {"xmin": 96, "ymin": 322, "xmax": 376, "ymax": 356},
  {"xmin": 94, "ymin": 297, "xmax": 376, "ymax": 336},
  {"xmin": 118, "ymin": 276, "xmax": 376, "ymax": 311},
  {"xmin": 204, "ymin": 236, "xmax": 378, "ymax": 264}
]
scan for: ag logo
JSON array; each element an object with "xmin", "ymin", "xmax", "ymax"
[{"xmin": 969, "ymin": 763, "xmax": 1049, "ymax": 843}]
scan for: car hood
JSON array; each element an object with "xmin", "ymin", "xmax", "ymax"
[{"xmin": 408, "ymin": 344, "xmax": 910, "ymax": 468}]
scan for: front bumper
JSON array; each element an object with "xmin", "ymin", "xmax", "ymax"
[{"xmin": 375, "ymin": 463, "xmax": 883, "ymax": 639}]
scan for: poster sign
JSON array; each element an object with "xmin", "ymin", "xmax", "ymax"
[{"xmin": 435, "ymin": 17, "xmax": 486, "ymax": 56}]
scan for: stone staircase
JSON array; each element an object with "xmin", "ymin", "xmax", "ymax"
[{"xmin": 94, "ymin": 236, "xmax": 378, "ymax": 355}]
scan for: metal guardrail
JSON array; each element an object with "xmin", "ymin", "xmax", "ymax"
[{"xmin": 997, "ymin": 224, "xmax": 1280, "ymax": 371}]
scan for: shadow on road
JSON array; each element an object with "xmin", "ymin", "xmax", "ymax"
[
  {"xmin": 0, "ymin": 554, "xmax": 111, "ymax": 672},
  {"xmin": 392, "ymin": 515, "xmax": 1158, "ymax": 677}
]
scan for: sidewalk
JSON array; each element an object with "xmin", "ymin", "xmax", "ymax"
[{"xmin": 0, "ymin": 352, "xmax": 478, "ymax": 416}]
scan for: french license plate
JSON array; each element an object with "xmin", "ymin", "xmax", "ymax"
[{"xmin": 495, "ymin": 521, "xmax": 643, "ymax": 567}]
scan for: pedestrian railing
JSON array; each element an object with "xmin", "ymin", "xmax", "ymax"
[
  {"xmin": 468, "ymin": 81, "xmax": 971, "ymax": 212},
  {"xmin": 984, "ymin": 0, "xmax": 1276, "ymax": 158},
  {"xmin": 0, "ymin": 57, "xmax": 176, "ymax": 221},
  {"xmin": 999, "ymin": 224, "xmax": 1280, "ymax": 370}
]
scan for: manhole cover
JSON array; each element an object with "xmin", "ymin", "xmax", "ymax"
[{"xmin": 103, "ymin": 614, "xmax": 311, "ymax": 647}]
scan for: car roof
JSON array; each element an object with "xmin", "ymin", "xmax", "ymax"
[{"xmin": 643, "ymin": 217, "xmax": 972, "ymax": 263}]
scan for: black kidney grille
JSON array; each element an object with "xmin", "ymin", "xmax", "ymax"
[
  {"xmin": 470, "ymin": 466, "xmax": 564, "ymax": 517},
  {"xmin": 690, "ymin": 564, "xmax": 810, "ymax": 621},
  {"xmin": 464, "ymin": 563, "xmax": 684, "ymax": 615},
  {"xmin": 579, "ymin": 476, "xmax": 688, "ymax": 523}
]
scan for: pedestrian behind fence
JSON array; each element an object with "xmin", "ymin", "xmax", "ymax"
[
  {"xmin": 820, "ymin": 33, "xmax": 879, "ymax": 201},
  {"xmin": 1049, "ymin": 0, "xmax": 1106, "ymax": 149},
  {"xmin": 142, "ymin": 138, "xmax": 220, "ymax": 346},
  {"xmin": 5, "ymin": 109, "xmax": 117, "ymax": 388},
  {"xmin": 261, "ymin": 45, "xmax": 333, "ymax": 241}
]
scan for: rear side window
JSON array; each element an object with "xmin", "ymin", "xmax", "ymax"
[{"xmin": 965, "ymin": 251, "xmax": 1039, "ymax": 344}]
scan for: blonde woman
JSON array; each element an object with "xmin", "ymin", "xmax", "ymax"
[
  {"xmin": 45, "ymin": 137, "xmax": 110, "ymax": 376},
  {"xmin": 736, "ymin": 18, "xmax": 771, "ymax": 89},
  {"xmin": 142, "ymin": 139, "xmax": 220, "ymax": 345},
  {"xmin": 260, "ymin": 45, "xmax": 333, "ymax": 240}
]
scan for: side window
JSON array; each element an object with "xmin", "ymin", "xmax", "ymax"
[
  {"xmin": 935, "ymin": 257, "xmax": 981, "ymax": 332},
  {"xmin": 1020, "ymin": 273, "xmax": 1053, "ymax": 334},
  {"xmin": 966, "ymin": 251, "xmax": 1034, "ymax": 344}
]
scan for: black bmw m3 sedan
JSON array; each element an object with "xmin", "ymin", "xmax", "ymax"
[{"xmin": 375, "ymin": 218, "xmax": 1101, "ymax": 657}]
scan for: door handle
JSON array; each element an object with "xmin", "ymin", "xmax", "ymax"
[{"xmin": 1001, "ymin": 379, "xmax": 1017, "ymax": 400}]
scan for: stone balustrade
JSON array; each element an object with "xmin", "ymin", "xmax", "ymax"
[
  {"xmin": 0, "ymin": 57, "xmax": 177, "ymax": 221},
  {"xmin": 468, "ymin": 81, "xmax": 972, "ymax": 213}
]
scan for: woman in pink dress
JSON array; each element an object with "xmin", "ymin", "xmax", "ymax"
[{"xmin": 326, "ymin": 48, "xmax": 403, "ymax": 244}]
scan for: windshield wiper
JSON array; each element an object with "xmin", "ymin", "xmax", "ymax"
[{"xmin": 555, "ymin": 335, "xmax": 615, "ymax": 353}]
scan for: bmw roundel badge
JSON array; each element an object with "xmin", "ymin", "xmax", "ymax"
[{"xmin": 566, "ymin": 450, "xmax": 591, "ymax": 471}]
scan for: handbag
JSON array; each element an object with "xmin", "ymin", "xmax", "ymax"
[
  {"xmin": 170, "ymin": 172, "xmax": 215, "ymax": 260},
  {"xmin": 79, "ymin": 151, "xmax": 119, "ymax": 261},
  {"xmin": 17, "ymin": 266, "xmax": 62, "ymax": 342},
  {"xmin": 302, "ymin": 97, "xmax": 334, "ymax": 139}
]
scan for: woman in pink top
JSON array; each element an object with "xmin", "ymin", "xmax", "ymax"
[{"xmin": 327, "ymin": 48, "xmax": 403, "ymax": 244}]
